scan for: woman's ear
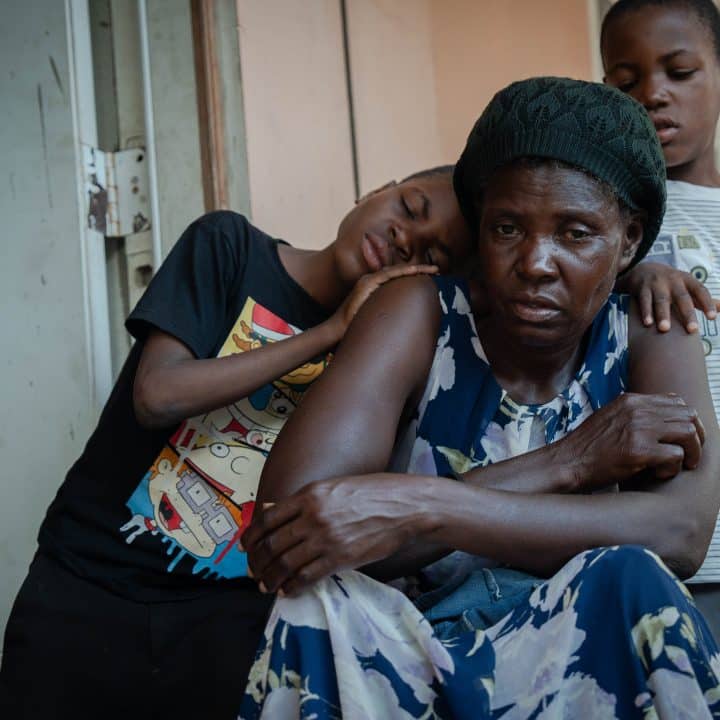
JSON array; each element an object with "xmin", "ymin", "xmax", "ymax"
[
  {"xmin": 355, "ymin": 180, "xmax": 397, "ymax": 204},
  {"xmin": 618, "ymin": 212, "xmax": 645, "ymax": 273}
]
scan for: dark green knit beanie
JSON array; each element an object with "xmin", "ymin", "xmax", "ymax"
[{"xmin": 453, "ymin": 76, "xmax": 666, "ymax": 269}]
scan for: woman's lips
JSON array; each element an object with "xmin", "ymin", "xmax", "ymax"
[
  {"xmin": 361, "ymin": 232, "xmax": 392, "ymax": 272},
  {"xmin": 509, "ymin": 300, "xmax": 562, "ymax": 323}
]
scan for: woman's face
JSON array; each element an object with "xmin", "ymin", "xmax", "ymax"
[
  {"xmin": 602, "ymin": 5, "xmax": 720, "ymax": 184},
  {"xmin": 477, "ymin": 162, "xmax": 641, "ymax": 349}
]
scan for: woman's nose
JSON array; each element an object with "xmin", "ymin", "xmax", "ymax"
[{"xmin": 516, "ymin": 237, "xmax": 559, "ymax": 281}]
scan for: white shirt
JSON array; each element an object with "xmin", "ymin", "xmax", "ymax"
[{"xmin": 646, "ymin": 180, "xmax": 720, "ymax": 582}]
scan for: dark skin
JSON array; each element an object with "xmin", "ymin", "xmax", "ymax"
[
  {"xmin": 134, "ymin": 168, "xmax": 716, "ymax": 429},
  {"xmin": 133, "ymin": 174, "xmax": 474, "ymax": 429},
  {"xmin": 244, "ymin": 163, "xmax": 720, "ymax": 596},
  {"xmin": 602, "ymin": 5, "xmax": 720, "ymax": 187},
  {"xmin": 603, "ymin": 4, "xmax": 720, "ymax": 330}
]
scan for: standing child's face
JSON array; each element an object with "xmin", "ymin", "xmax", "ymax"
[{"xmin": 602, "ymin": 5, "xmax": 720, "ymax": 184}]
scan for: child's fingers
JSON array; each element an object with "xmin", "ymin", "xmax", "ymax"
[
  {"xmin": 688, "ymin": 281, "xmax": 718, "ymax": 320},
  {"xmin": 383, "ymin": 264, "xmax": 438, "ymax": 279},
  {"xmin": 652, "ymin": 292, "xmax": 672, "ymax": 332},
  {"xmin": 638, "ymin": 285, "xmax": 654, "ymax": 327},
  {"xmin": 670, "ymin": 282, "xmax": 699, "ymax": 333}
]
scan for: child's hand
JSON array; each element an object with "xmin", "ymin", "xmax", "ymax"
[
  {"xmin": 616, "ymin": 262, "xmax": 718, "ymax": 333},
  {"xmin": 329, "ymin": 264, "xmax": 438, "ymax": 341}
]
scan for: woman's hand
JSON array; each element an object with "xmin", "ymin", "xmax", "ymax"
[
  {"xmin": 243, "ymin": 474, "xmax": 427, "ymax": 596},
  {"xmin": 325, "ymin": 264, "xmax": 438, "ymax": 343},
  {"xmin": 559, "ymin": 392, "xmax": 705, "ymax": 491},
  {"xmin": 615, "ymin": 262, "xmax": 718, "ymax": 333}
]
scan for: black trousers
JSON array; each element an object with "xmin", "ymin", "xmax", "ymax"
[{"xmin": 0, "ymin": 552, "xmax": 273, "ymax": 720}]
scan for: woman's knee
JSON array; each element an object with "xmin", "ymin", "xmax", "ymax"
[{"xmin": 579, "ymin": 545, "xmax": 689, "ymax": 607}]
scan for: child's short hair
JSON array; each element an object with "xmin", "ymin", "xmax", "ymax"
[
  {"xmin": 402, "ymin": 165, "xmax": 454, "ymax": 183},
  {"xmin": 601, "ymin": 0, "xmax": 720, "ymax": 61}
]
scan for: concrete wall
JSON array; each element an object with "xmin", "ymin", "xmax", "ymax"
[{"xmin": 0, "ymin": 1, "xmax": 95, "ymax": 634}]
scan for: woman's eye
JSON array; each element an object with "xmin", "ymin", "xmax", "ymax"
[{"xmin": 564, "ymin": 228, "xmax": 590, "ymax": 242}]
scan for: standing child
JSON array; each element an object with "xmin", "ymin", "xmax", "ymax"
[
  {"xmin": 0, "ymin": 167, "xmax": 474, "ymax": 720},
  {"xmin": 601, "ymin": 0, "xmax": 720, "ymax": 629}
]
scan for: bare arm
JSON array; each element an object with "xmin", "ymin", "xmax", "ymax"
[
  {"xmin": 246, "ymin": 295, "xmax": 720, "ymax": 592},
  {"xmin": 133, "ymin": 263, "xmax": 437, "ymax": 428},
  {"xmin": 422, "ymin": 302, "xmax": 719, "ymax": 576},
  {"xmin": 133, "ymin": 324, "xmax": 337, "ymax": 428},
  {"xmin": 256, "ymin": 275, "xmax": 442, "ymax": 502}
]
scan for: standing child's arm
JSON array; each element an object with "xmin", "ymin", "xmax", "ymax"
[{"xmin": 616, "ymin": 261, "xmax": 719, "ymax": 332}]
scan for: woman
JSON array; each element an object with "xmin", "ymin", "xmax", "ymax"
[{"xmin": 240, "ymin": 78, "xmax": 720, "ymax": 718}]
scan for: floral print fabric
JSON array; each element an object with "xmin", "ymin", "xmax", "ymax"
[
  {"xmin": 239, "ymin": 279, "xmax": 720, "ymax": 718},
  {"xmin": 239, "ymin": 548, "xmax": 720, "ymax": 718},
  {"xmin": 392, "ymin": 278, "xmax": 629, "ymax": 482}
]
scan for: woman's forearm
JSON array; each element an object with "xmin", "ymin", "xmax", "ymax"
[
  {"xmin": 392, "ymin": 474, "xmax": 706, "ymax": 579},
  {"xmin": 460, "ymin": 440, "xmax": 578, "ymax": 493}
]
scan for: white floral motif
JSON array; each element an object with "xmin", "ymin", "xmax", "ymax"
[
  {"xmin": 646, "ymin": 667, "xmax": 714, "ymax": 719},
  {"xmin": 452, "ymin": 285, "xmax": 472, "ymax": 316},
  {"xmin": 488, "ymin": 604, "xmax": 587, "ymax": 719},
  {"xmin": 529, "ymin": 549, "xmax": 598, "ymax": 612},
  {"xmin": 479, "ymin": 419, "xmax": 531, "ymax": 464},
  {"xmin": 705, "ymin": 653, "xmax": 720, "ymax": 704},
  {"xmin": 535, "ymin": 673, "xmax": 617, "ymax": 720},
  {"xmin": 406, "ymin": 437, "xmax": 439, "ymax": 477},
  {"xmin": 604, "ymin": 300, "xmax": 629, "ymax": 375},
  {"xmin": 427, "ymin": 327, "xmax": 455, "ymax": 404},
  {"xmin": 452, "ymin": 285, "xmax": 485, "ymax": 359}
]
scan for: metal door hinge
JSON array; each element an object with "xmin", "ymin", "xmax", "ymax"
[{"xmin": 82, "ymin": 145, "xmax": 151, "ymax": 237}]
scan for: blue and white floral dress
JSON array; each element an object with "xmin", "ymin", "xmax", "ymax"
[{"xmin": 239, "ymin": 278, "xmax": 720, "ymax": 720}]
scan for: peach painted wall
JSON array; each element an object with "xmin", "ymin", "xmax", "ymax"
[
  {"xmin": 345, "ymin": 0, "xmax": 445, "ymax": 194},
  {"xmin": 430, "ymin": 0, "xmax": 594, "ymax": 161},
  {"xmin": 236, "ymin": 0, "xmax": 356, "ymax": 247},
  {"xmin": 236, "ymin": 0, "xmax": 595, "ymax": 248}
]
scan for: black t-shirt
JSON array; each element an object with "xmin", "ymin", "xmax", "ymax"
[{"xmin": 38, "ymin": 212, "xmax": 331, "ymax": 601}]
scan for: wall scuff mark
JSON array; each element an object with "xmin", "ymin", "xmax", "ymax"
[
  {"xmin": 37, "ymin": 83, "xmax": 53, "ymax": 208},
  {"xmin": 49, "ymin": 55, "xmax": 65, "ymax": 98}
]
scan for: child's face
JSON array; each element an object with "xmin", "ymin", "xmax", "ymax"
[
  {"xmin": 602, "ymin": 5, "xmax": 720, "ymax": 184},
  {"xmin": 334, "ymin": 175, "xmax": 474, "ymax": 285}
]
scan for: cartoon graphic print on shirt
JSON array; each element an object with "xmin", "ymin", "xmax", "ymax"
[{"xmin": 120, "ymin": 297, "xmax": 330, "ymax": 579}]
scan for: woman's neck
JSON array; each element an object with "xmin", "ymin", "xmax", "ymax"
[{"xmin": 474, "ymin": 314, "xmax": 586, "ymax": 406}]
